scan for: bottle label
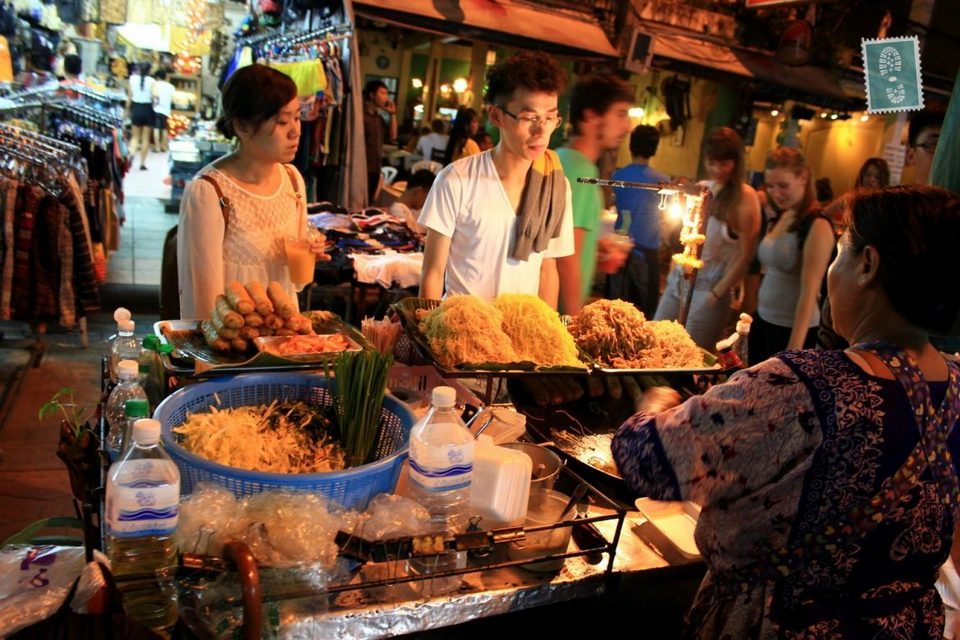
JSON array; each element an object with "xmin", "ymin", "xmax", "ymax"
[
  {"xmin": 106, "ymin": 461, "xmax": 180, "ymax": 538},
  {"xmin": 409, "ymin": 442, "xmax": 473, "ymax": 491}
]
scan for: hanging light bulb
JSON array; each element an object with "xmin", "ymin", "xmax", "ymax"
[
  {"xmin": 658, "ymin": 192, "xmax": 669, "ymax": 210},
  {"xmin": 668, "ymin": 196, "xmax": 684, "ymax": 221}
]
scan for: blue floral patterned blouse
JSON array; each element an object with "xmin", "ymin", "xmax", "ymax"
[{"xmin": 613, "ymin": 348, "xmax": 960, "ymax": 639}]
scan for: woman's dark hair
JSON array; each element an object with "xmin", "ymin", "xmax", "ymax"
[
  {"xmin": 484, "ymin": 51, "xmax": 566, "ymax": 107},
  {"xmin": 139, "ymin": 62, "xmax": 151, "ymax": 90},
  {"xmin": 704, "ymin": 127, "xmax": 745, "ymax": 224},
  {"xmin": 443, "ymin": 108, "xmax": 478, "ymax": 165},
  {"xmin": 846, "ymin": 185, "xmax": 960, "ymax": 332},
  {"xmin": 855, "ymin": 157, "xmax": 890, "ymax": 189},
  {"xmin": 216, "ymin": 64, "xmax": 297, "ymax": 139},
  {"xmin": 155, "ymin": 68, "xmax": 167, "ymax": 81},
  {"xmin": 765, "ymin": 146, "xmax": 817, "ymax": 232}
]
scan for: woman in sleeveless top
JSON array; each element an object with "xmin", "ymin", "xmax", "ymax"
[
  {"xmin": 614, "ymin": 186, "xmax": 960, "ymax": 638},
  {"xmin": 655, "ymin": 127, "xmax": 760, "ymax": 350},
  {"xmin": 127, "ymin": 62, "xmax": 155, "ymax": 172},
  {"xmin": 177, "ymin": 65, "xmax": 329, "ymax": 319},
  {"xmin": 750, "ymin": 148, "xmax": 835, "ymax": 363}
]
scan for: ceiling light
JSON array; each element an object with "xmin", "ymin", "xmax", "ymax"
[
  {"xmin": 860, "ymin": 114, "xmax": 869, "ymax": 122},
  {"xmin": 628, "ymin": 107, "xmax": 645, "ymax": 118},
  {"xmin": 770, "ymin": 109, "xmax": 779, "ymax": 117}
]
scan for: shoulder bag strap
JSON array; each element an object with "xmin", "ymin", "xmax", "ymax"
[
  {"xmin": 281, "ymin": 163, "xmax": 303, "ymax": 202},
  {"xmin": 197, "ymin": 174, "xmax": 230, "ymax": 229}
]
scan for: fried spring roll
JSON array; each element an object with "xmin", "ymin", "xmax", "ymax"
[
  {"xmin": 238, "ymin": 325, "xmax": 260, "ymax": 340},
  {"xmin": 267, "ymin": 281, "xmax": 296, "ymax": 318},
  {"xmin": 245, "ymin": 281, "xmax": 273, "ymax": 315},
  {"xmin": 225, "ymin": 281, "xmax": 255, "ymax": 314},
  {"xmin": 264, "ymin": 313, "xmax": 284, "ymax": 330},
  {"xmin": 210, "ymin": 310, "xmax": 240, "ymax": 339},
  {"xmin": 201, "ymin": 320, "xmax": 230, "ymax": 352},
  {"xmin": 214, "ymin": 296, "xmax": 244, "ymax": 329}
]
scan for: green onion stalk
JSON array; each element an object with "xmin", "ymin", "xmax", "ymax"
[{"xmin": 326, "ymin": 350, "xmax": 393, "ymax": 467}]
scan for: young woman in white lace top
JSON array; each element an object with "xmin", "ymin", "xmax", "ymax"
[{"xmin": 177, "ymin": 65, "xmax": 328, "ymax": 319}]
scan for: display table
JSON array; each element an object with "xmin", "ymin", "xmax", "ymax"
[{"xmin": 184, "ymin": 508, "xmax": 704, "ymax": 638}]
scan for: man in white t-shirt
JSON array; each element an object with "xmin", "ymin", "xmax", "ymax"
[
  {"xmin": 418, "ymin": 51, "xmax": 573, "ymax": 306},
  {"xmin": 152, "ymin": 68, "xmax": 176, "ymax": 152},
  {"xmin": 416, "ymin": 118, "xmax": 449, "ymax": 164}
]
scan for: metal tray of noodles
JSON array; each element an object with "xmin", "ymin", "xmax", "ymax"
[
  {"xmin": 391, "ymin": 297, "xmax": 590, "ymax": 377},
  {"xmin": 595, "ymin": 348, "xmax": 722, "ymax": 376},
  {"xmin": 156, "ymin": 311, "xmax": 371, "ymax": 375}
]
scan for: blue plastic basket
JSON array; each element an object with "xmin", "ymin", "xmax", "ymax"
[{"xmin": 153, "ymin": 373, "xmax": 414, "ymax": 509}]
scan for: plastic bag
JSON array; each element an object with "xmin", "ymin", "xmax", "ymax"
[{"xmin": 0, "ymin": 545, "xmax": 86, "ymax": 637}]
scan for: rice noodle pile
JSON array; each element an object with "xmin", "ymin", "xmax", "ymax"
[
  {"xmin": 173, "ymin": 401, "xmax": 346, "ymax": 473},
  {"xmin": 493, "ymin": 294, "xmax": 583, "ymax": 368},
  {"xmin": 568, "ymin": 299, "xmax": 702, "ymax": 368},
  {"xmin": 420, "ymin": 295, "xmax": 518, "ymax": 368}
]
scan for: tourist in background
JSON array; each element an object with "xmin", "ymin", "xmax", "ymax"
[
  {"xmin": 128, "ymin": 62, "xmax": 155, "ymax": 171},
  {"xmin": 416, "ymin": 118, "xmax": 449, "ymax": 164},
  {"xmin": 750, "ymin": 147, "xmax": 834, "ymax": 362},
  {"xmin": 442, "ymin": 108, "xmax": 481, "ymax": 165},
  {"xmin": 152, "ymin": 68, "xmax": 175, "ymax": 153},
  {"xmin": 655, "ymin": 127, "xmax": 760, "ymax": 351},
  {"xmin": 556, "ymin": 74, "xmax": 633, "ymax": 314},
  {"xmin": 609, "ymin": 124, "xmax": 668, "ymax": 317}
]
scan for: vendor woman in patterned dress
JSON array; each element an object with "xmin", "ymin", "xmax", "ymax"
[{"xmin": 613, "ymin": 185, "xmax": 960, "ymax": 638}]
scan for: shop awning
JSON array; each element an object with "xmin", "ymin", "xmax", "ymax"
[
  {"xmin": 352, "ymin": 0, "xmax": 618, "ymax": 59},
  {"xmin": 645, "ymin": 23, "xmax": 860, "ymax": 106}
]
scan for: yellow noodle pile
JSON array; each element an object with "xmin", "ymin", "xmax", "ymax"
[
  {"xmin": 493, "ymin": 294, "xmax": 583, "ymax": 367},
  {"xmin": 420, "ymin": 295, "xmax": 518, "ymax": 367}
]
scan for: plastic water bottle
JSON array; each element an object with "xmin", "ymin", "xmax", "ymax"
[
  {"xmin": 408, "ymin": 386, "xmax": 475, "ymax": 532},
  {"xmin": 110, "ymin": 318, "xmax": 140, "ymax": 384},
  {"xmin": 406, "ymin": 387, "xmax": 474, "ymax": 595},
  {"xmin": 105, "ymin": 360, "xmax": 148, "ymax": 460},
  {"xmin": 139, "ymin": 335, "xmax": 171, "ymax": 410},
  {"xmin": 120, "ymin": 398, "xmax": 150, "ymax": 456},
  {"xmin": 106, "ymin": 418, "xmax": 179, "ymax": 632},
  {"xmin": 735, "ymin": 313, "xmax": 752, "ymax": 367}
]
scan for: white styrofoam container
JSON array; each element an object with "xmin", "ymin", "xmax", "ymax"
[{"xmin": 469, "ymin": 438, "xmax": 532, "ymax": 528}]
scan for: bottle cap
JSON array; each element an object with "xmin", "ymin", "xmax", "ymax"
[
  {"xmin": 118, "ymin": 360, "xmax": 139, "ymax": 380},
  {"xmin": 132, "ymin": 419, "xmax": 161, "ymax": 445},
  {"xmin": 118, "ymin": 319, "xmax": 135, "ymax": 332},
  {"xmin": 142, "ymin": 335, "xmax": 160, "ymax": 351},
  {"xmin": 736, "ymin": 313, "xmax": 753, "ymax": 334},
  {"xmin": 431, "ymin": 386, "xmax": 457, "ymax": 408},
  {"xmin": 124, "ymin": 398, "xmax": 150, "ymax": 418},
  {"xmin": 113, "ymin": 307, "xmax": 131, "ymax": 323}
]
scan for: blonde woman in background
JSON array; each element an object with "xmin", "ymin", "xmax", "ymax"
[{"xmin": 750, "ymin": 147, "xmax": 835, "ymax": 362}]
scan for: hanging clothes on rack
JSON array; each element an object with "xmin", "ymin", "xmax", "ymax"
[
  {"xmin": 0, "ymin": 125, "xmax": 100, "ymax": 329},
  {"xmin": 240, "ymin": 25, "xmax": 352, "ymax": 201}
]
